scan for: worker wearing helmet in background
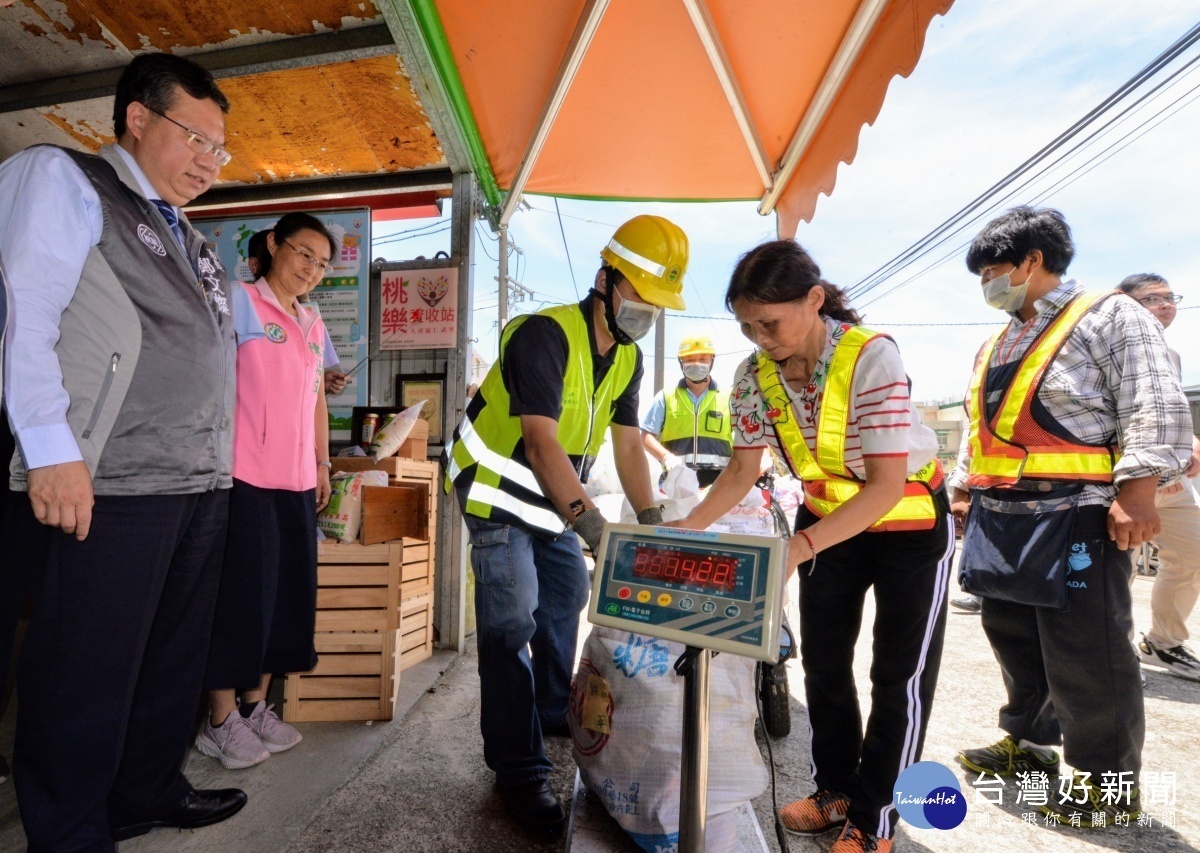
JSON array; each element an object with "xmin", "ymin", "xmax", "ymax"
[
  {"xmin": 642, "ymin": 335, "xmax": 732, "ymax": 488},
  {"xmin": 442, "ymin": 214, "xmax": 688, "ymax": 832}
]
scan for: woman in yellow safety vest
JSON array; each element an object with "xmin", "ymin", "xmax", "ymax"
[{"xmin": 670, "ymin": 240, "xmax": 954, "ymax": 853}]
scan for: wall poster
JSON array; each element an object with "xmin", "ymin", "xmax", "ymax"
[
  {"xmin": 193, "ymin": 208, "xmax": 370, "ymax": 442},
  {"xmin": 378, "ymin": 267, "xmax": 459, "ymax": 350}
]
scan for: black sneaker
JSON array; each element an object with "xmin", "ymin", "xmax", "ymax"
[
  {"xmin": 1137, "ymin": 634, "xmax": 1200, "ymax": 681},
  {"xmin": 957, "ymin": 735, "xmax": 1060, "ymax": 777}
]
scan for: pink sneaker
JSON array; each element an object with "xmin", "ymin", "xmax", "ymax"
[
  {"xmin": 245, "ymin": 701, "xmax": 303, "ymax": 753},
  {"xmin": 195, "ymin": 713, "xmax": 269, "ymax": 770}
]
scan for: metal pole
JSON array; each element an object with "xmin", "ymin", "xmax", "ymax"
[
  {"xmin": 654, "ymin": 307, "xmax": 666, "ymax": 394},
  {"xmin": 433, "ymin": 171, "xmax": 477, "ymax": 653},
  {"xmin": 678, "ymin": 647, "xmax": 710, "ymax": 852},
  {"xmin": 498, "ymin": 225, "xmax": 509, "ymax": 329}
]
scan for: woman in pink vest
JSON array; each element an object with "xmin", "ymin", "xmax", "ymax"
[{"xmin": 196, "ymin": 212, "xmax": 335, "ymax": 768}]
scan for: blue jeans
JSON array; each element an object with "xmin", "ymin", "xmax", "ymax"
[{"xmin": 462, "ymin": 508, "xmax": 590, "ymax": 786}]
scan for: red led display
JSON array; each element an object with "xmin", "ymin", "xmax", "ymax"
[{"xmin": 631, "ymin": 546, "xmax": 738, "ymax": 593}]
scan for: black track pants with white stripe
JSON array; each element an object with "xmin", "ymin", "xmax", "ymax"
[{"xmin": 797, "ymin": 507, "xmax": 955, "ymax": 840}]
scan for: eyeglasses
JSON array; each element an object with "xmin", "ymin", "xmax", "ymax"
[
  {"xmin": 1137, "ymin": 294, "xmax": 1183, "ymax": 308},
  {"xmin": 146, "ymin": 106, "xmax": 232, "ymax": 166},
  {"xmin": 282, "ymin": 239, "xmax": 333, "ymax": 273}
]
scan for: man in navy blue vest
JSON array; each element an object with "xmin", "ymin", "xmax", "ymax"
[{"xmin": 0, "ymin": 54, "xmax": 244, "ymax": 849}]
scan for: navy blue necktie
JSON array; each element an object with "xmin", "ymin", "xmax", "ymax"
[{"xmin": 151, "ymin": 199, "xmax": 186, "ymax": 249}]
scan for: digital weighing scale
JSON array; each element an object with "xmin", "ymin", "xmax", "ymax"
[
  {"xmin": 584, "ymin": 523, "xmax": 788, "ymax": 853},
  {"xmin": 588, "ymin": 523, "xmax": 787, "ymax": 663}
]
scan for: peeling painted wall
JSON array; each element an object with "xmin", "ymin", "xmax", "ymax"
[{"xmin": 0, "ymin": 2, "xmax": 447, "ymax": 184}]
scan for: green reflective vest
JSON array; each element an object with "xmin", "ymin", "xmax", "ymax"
[
  {"xmin": 442, "ymin": 302, "xmax": 638, "ymax": 536},
  {"xmin": 658, "ymin": 382, "xmax": 732, "ymax": 468}
]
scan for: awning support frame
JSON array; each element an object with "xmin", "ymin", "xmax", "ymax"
[
  {"xmin": 758, "ymin": 0, "xmax": 889, "ymax": 219},
  {"xmin": 680, "ymin": 0, "xmax": 772, "ymax": 191},
  {"xmin": 498, "ymin": 0, "xmax": 611, "ymax": 227}
]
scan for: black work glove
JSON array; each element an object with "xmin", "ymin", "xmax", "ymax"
[
  {"xmin": 572, "ymin": 507, "xmax": 607, "ymax": 554},
  {"xmin": 636, "ymin": 506, "xmax": 664, "ymax": 527}
]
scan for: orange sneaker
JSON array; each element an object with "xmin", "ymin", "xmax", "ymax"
[
  {"xmin": 779, "ymin": 788, "xmax": 850, "ymax": 835},
  {"xmin": 829, "ymin": 820, "xmax": 891, "ymax": 852}
]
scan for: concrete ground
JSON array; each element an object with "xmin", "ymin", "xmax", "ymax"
[{"xmin": 1, "ymin": 561, "xmax": 1198, "ymax": 852}]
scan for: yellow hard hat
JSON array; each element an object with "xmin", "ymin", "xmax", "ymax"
[
  {"xmin": 600, "ymin": 215, "xmax": 689, "ymax": 310},
  {"xmin": 678, "ymin": 336, "xmax": 715, "ymax": 358}
]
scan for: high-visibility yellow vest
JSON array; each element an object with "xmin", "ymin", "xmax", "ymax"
[
  {"xmin": 966, "ymin": 290, "xmax": 1120, "ymax": 488},
  {"xmin": 442, "ymin": 303, "xmax": 637, "ymax": 536},
  {"xmin": 659, "ymin": 382, "xmax": 732, "ymax": 468},
  {"xmin": 754, "ymin": 326, "xmax": 942, "ymax": 532}
]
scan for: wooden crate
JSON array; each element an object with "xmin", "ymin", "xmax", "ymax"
[
  {"xmin": 401, "ymin": 537, "xmax": 434, "ymax": 598},
  {"xmin": 315, "ymin": 541, "xmax": 402, "ymax": 632},
  {"xmin": 330, "ymin": 454, "xmax": 438, "ymax": 481},
  {"xmin": 360, "ymin": 484, "xmax": 429, "ymax": 545},
  {"xmin": 282, "ymin": 630, "xmax": 400, "ymax": 722},
  {"xmin": 398, "ymin": 591, "xmax": 435, "ymax": 671}
]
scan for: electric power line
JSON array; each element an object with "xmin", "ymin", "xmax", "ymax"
[
  {"xmin": 847, "ymin": 21, "xmax": 1200, "ymax": 302},
  {"xmin": 554, "ymin": 198, "xmax": 581, "ymax": 301},
  {"xmin": 859, "ymin": 66, "xmax": 1200, "ymax": 309}
]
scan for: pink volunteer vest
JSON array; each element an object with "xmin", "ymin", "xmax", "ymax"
[{"xmin": 232, "ymin": 280, "xmax": 325, "ymax": 491}]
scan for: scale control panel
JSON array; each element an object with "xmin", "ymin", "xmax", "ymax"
[{"xmin": 588, "ymin": 523, "xmax": 785, "ymax": 662}]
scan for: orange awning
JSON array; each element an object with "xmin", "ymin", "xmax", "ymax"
[{"xmin": 417, "ymin": 0, "xmax": 953, "ymax": 235}]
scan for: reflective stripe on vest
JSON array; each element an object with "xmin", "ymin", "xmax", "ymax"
[
  {"xmin": 966, "ymin": 290, "xmax": 1119, "ymax": 489},
  {"xmin": 754, "ymin": 326, "xmax": 942, "ymax": 532},
  {"xmin": 442, "ymin": 303, "xmax": 637, "ymax": 536},
  {"xmin": 660, "ymin": 385, "xmax": 732, "ymax": 467}
]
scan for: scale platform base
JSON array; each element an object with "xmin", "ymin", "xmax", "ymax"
[{"xmin": 563, "ymin": 771, "xmax": 770, "ymax": 853}]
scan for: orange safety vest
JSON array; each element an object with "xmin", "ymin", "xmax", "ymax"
[
  {"xmin": 966, "ymin": 290, "xmax": 1120, "ymax": 489},
  {"xmin": 754, "ymin": 326, "xmax": 943, "ymax": 532}
]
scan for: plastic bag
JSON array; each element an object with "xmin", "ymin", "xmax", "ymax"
[
  {"xmin": 368, "ymin": 401, "xmax": 425, "ymax": 461},
  {"xmin": 316, "ymin": 470, "xmax": 388, "ymax": 542},
  {"xmin": 570, "ymin": 626, "xmax": 767, "ymax": 852}
]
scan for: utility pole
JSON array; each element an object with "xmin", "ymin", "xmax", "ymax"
[
  {"xmin": 653, "ymin": 308, "xmax": 666, "ymax": 393},
  {"xmin": 497, "ymin": 225, "xmax": 509, "ymax": 329}
]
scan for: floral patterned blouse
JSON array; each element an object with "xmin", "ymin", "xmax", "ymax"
[{"xmin": 730, "ymin": 317, "xmax": 938, "ymax": 479}]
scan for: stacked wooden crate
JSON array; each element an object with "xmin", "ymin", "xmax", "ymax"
[{"xmin": 282, "ymin": 453, "xmax": 439, "ymax": 723}]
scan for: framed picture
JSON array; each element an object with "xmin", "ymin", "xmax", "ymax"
[{"xmin": 396, "ymin": 375, "xmax": 445, "ymax": 445}]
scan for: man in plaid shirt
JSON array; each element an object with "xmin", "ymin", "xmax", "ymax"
[{"xmin": 947, "ymin": 207, "xmax": 1192, "ymax": 826}]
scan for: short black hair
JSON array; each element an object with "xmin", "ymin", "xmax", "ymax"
[
  {"xmin": 113, "ymin": 53, "xmax": 230, "ymax": 138},
  {"xmin": 247, "ymin": 229, "xmax": 271, "ymax": 276},
  {"xmin": 273, "ymin": 212, "xmax": 337, "ymax": 261},
  {"xmin": 1117, "ymin": 273, "xmax": 1168, "ymax": 295},
  {"xmin": 966, "ymin": 206, "xmax": 1075, "ymax": 276}
]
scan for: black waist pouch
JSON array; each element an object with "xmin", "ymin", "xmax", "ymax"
[{"xmin": 958, "ymin": 484, "xmax": 1083, "ymax": 611}]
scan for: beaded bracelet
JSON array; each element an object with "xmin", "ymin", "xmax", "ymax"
[{"xmin": 796, "ymin": 529, "xmax": 818, "ymax": 576}]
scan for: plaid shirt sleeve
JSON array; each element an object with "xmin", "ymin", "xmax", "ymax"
[
  {"xmin": 1084, "ymin": 296, "xmax": 1193, "ymax": 487},
  {"xmin": 946, "ymin": 340, "xmax": 988, "ymax": 493}
]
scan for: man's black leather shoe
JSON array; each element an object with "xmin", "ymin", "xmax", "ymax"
[
  {"xmin": 498, "ymin": 779, "xmax": 564, "ymax": 830},
  {"xmin": 111, "ymin": 788, "xmax": 247, "ymax": 841}
]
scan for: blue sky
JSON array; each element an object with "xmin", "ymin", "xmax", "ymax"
[{"xmin": 375, "ymin": 0, "xmax": 1200, "ymax": 410}]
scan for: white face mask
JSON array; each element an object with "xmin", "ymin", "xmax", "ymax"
[
  {"xmin": 681, "ymin": 361, "xmax": 712, "ymax": 382},
  {"xmin": 982, "ymin": 266, "xmax": 1033, "ymax": 313},
  {"xmin": 613, "ymin": 290, "xmax": 660, "ymax": 341}
]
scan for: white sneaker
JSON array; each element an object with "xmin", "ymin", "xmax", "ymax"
[
  {"xmin": 246, "ymin": 701, "xmax": 303, "ymax": 753},
  {"xmin": 1137, "ymin": 634, "xmax": 1200, "ymax": 681},
  {"xmin": 196, "ymin": 712, "xmax": 270, "ymax": 769}
]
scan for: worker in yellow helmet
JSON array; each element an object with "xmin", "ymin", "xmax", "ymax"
[
  {"xmin": 641, "ymin": 335, "xmax": 732, "ymax": 488},
  {"xmin": 442, "ymin": 214, "xmax": 688, "ymax": 831}
]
